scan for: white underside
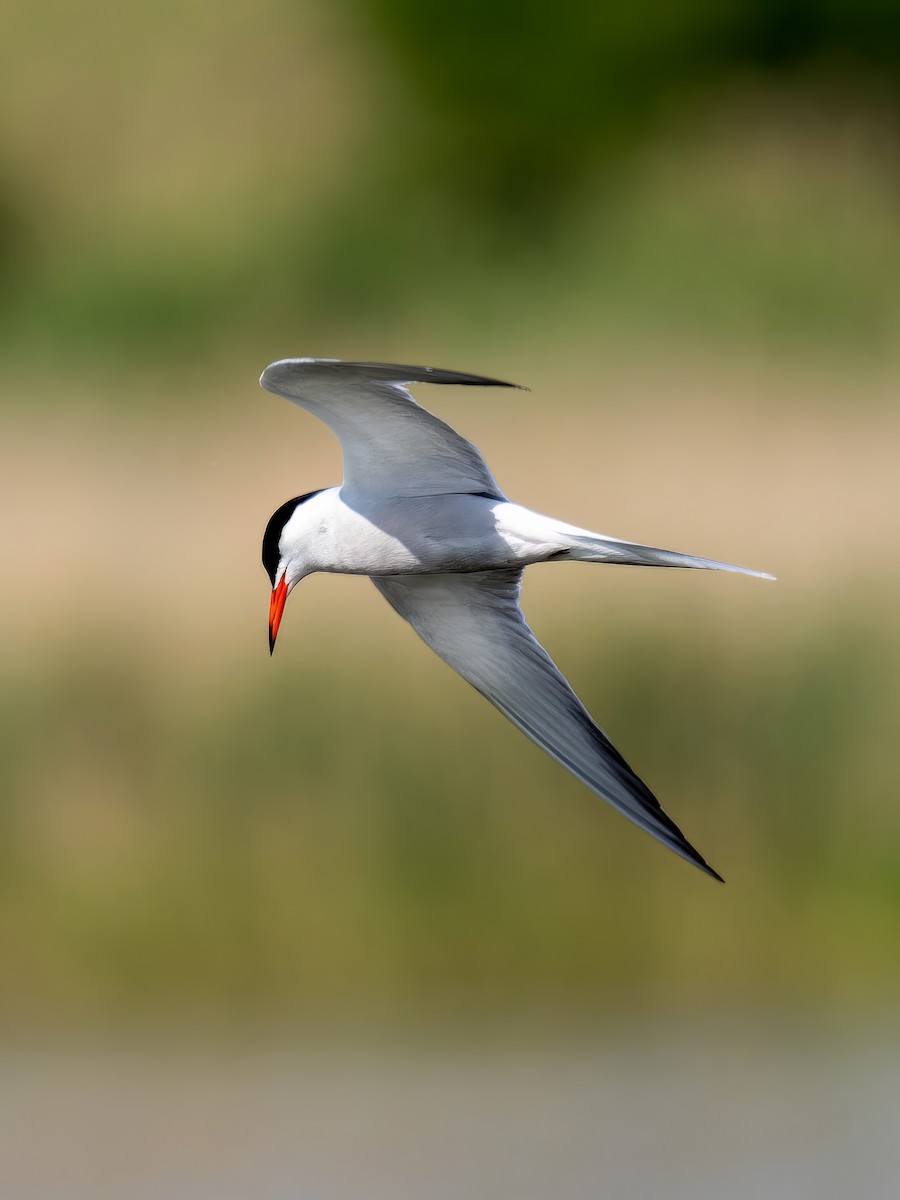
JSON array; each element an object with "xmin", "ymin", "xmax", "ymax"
[{"xmin": 278, "ymin": 488, "xmax": 772, "ymax": 583}]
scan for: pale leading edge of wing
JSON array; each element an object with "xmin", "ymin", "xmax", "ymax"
[
  {"xmin": 259, "ymin": 358, "xmax": 524, "ymax": 501},
  {"xmin": 372, "ymin": 569, "xmax": 723, "ymax": 881}
]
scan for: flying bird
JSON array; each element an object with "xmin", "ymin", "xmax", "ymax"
[{"xmin": 260, "ymin": 359, "xmax": 772, "ymax": 880}]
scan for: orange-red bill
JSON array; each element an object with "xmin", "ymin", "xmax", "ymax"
[{"xmin": 268, "ymin": 577, "xmax": 288, "ymax": 654}]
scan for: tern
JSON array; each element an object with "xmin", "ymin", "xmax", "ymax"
[{"xmin": 260, "ymin": 359, "xmax": 772, "ymax": 880}]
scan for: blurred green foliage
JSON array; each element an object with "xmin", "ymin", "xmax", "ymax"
[
  {"xmin": 364, "ymin": 0, "xmax": 900, "ymax": 216},
  {"xmin": 0, "ymin": 0, "xmax": 898, "ymax": 367}
]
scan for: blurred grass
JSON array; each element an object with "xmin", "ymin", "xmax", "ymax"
[
  {"xmin": 0, "ymin": 2, "xmax": 898, "ymax": 373},
  {"xmin": 3, "ymin": 113, "xmax": 899, "ymax": 372},
  {"xmin": 1, "ymin": 599, "xmax": 897, "ymax": 1027}
]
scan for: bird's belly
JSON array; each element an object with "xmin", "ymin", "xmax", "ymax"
[
  {"xmin": 321, "ymin": 529, "xmax": 517, "ymax": 575},
  {"xmin": 321, "ymin": 494, "xmax": 525, "ymax": 576}
]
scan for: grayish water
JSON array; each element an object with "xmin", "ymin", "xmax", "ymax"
[{"xmin": 2, "ymin": 1026, "xmax": 898, "ymax": 1199}]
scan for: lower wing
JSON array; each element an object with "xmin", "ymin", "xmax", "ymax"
[{"xmin": 372, "ymin": 570, "xmax": 722, "ymax": 880}]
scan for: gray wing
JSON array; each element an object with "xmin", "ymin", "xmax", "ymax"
[
  {"xmin": 260, "ymin": 358, "xmax": 521, "ymax": 501},
  {"xmin": 373, "ymin": 570, "xmax": 722, "ymax": 880}
]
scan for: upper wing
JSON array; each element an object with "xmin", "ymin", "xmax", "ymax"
[
  {"xmin": 372, "ymin": 570, "xmax": 722, "ymax": 880},
  {"xmin": 259, "ymin": 358, "xmax": 521, "ymax": 501}
]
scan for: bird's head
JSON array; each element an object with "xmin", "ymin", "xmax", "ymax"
[{"xmin": 262, "ymin": 490, "xmax": 323, "ymax": 653}]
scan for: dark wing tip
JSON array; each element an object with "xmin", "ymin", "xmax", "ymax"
[
  {"xmin": 699, "ymin": 859, "xmax": 726, "ymax": 884},
  {"xmin": 654, "ymin": 824, "xmax": 724, "ymax": 882},
  {"xmin": 411, "ymin": 365, "xmax": 528, "ymax": 392},
  {"xmin": 660, "ymin": 818, "xmax": 725, "ymax": 883},
  {"xmin": 260, "ymin": 358, "xmax": 528, "ymax": 395},
  {"xmin": 604, "ymin": 744, "xmax": 725, "ymax": 883},
  {"xmin": 677, "ymin": 835, "xmax": 725, "ymax": 882}
]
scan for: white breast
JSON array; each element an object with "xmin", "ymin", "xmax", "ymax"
[{"xmin": 285, "ymin": 490, "xmax": 572, "ymax": 578}]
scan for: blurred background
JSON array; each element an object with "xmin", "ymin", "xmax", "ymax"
[{"xmin": 2, "ymin": 1, "xmax": 899, "ymax": 1195}]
